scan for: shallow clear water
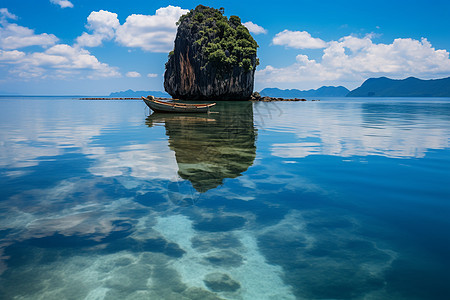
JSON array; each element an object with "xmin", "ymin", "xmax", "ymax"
[{"xmin": 0, "ymin": 96, "xmax": 449, "ymax": 299}]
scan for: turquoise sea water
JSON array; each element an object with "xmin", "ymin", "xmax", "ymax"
[{"xmin": 0, "ymin": 97, "xmax": 449, "ymax": 299}]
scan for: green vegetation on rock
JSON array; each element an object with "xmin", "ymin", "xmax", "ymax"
[{"xmin": 173, "ymin": 5, "xmax": 259, "ymax": 72}]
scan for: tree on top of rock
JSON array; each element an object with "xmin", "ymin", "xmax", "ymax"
[{"xmin": 173, "ymin": 5, "xmax": 259, "ymax": 72}]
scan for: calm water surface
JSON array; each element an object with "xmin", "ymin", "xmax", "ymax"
[{"xmin": 0, "ymin": 97, "xmax": 449, "ymax": 299}]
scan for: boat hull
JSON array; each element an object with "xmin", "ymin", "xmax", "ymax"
[{"xmin": 142, "ymin": 98, "xmax": 215, "ymax": 113}]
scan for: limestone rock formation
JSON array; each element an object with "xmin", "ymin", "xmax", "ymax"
[{"xmin": 164, "ymin": 5, "xmax": 259, "ymax": 100}]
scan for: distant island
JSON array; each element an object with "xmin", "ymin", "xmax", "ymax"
[
  {"xmin": 260, "ymin": 86, "xmax": 349, "ymax": 98},
  {"xmin": 347, "ymin": 77, "xmax": 450, "ymax": 97},
  {"xmin": 109, "ymin": 89, "xmax": 170, "ymax": 98}
]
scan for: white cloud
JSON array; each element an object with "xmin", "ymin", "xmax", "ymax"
[
  {"xmin": 147, "ymin": 73, "xmax": 158, "ymax": 78},
  {"xmin": 75, "ymin": 6, "xmax": 189, "ymax": 52},
  {"xmin": 0, "ymin": 23, "xmax": 58, "ymax": 50},
  {"xmin": 272, "ymin": 30, "xmax": 327, "ymax": 49},
  {"xmin": 126, "ymin": 71, "xmax": 141, "ymax": 78},
  {"xmin": 0, "ymin": 8, "xmax": 18, "ymax": 21},
  {"xmin": 12, "ymin": 44, "xmax": 121, "ymax": 79},
  {"xmin": 50, "ymin": 0, "xmax": 74, "ymax": 9},
  {"xmin": 258, "ymin": 33, "xmax": 450, "ymax": 89},
  {"xmin": 86, "ymin": 10, "xmax": 120, "ymax": 36},
  {"xmin": 0, "ymin": 49, "xmax": 25, "ymax": 61},
  {"xmin": 323, "ymin": 36, "xmax": 450, "ymax": 76},
  {"xmin": 256, "ymin": 54, "xmax": 337, "ymax": 88},
  {"xmin": 243, "ymin": 21, "xmax": 267, "ymax": 35},
  {"xmin": 0, "ymin": 11, "xmax": 122, "ymax": 81},
  {"xmin": 115, "ymin": 6, "xmax": 189, "ymax": 52},
  {"xmin": 76, "ymin": 10, "xmax": 120, "ymax": 47},
  {"xmin": 76, "ymin": 32, "xmax": 103, "ymax": 48}
]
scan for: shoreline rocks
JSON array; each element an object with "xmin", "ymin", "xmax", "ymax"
[
  {"xmin": 250, "ymin": 91, "xmax": 319, "ymax": 101},
  {"xmin": 252, "ymin": 97, "xmax": 308, "ymax": 102},
  {"xmin": 80, "ymin": 96, "xmax": 320, "ymax": 102}
]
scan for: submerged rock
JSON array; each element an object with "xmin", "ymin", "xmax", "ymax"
[
  {"xmin": 204, "ymin": 250, "xmax": 244, "ymax": 267},
  {"xmin": 191, "ymin": 233, "xmax": 243, "ymax": 252},
  {"xmin": 164, "ymin": 5, "xmax": 259, "ymax": 100},
  {"xmin": 182, "ymin": 287, "xmax": 224, "ymax": 300},
  {"xmin": 204, "ymin": 272, "xmax": 241, "ymax": 292}
]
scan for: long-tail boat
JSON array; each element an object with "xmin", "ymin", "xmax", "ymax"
[{"xmin": 142, "ymin": 96, "xmax": 216, "ymax": 113}]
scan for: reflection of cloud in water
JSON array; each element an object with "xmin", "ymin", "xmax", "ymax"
[
  {"xmin": 0, "ymin": 141, "xmax": 59, "ymax": 169},
  {"xmin": 88, "ymin": 142, "xmax": 179, "ymax": 181},
  {"xmin": 263, "ymin": 102, "xmax": 450, "ymax": 159},
  {"xmin": 0, "ymin": 124, "xmax": 105, "ymax": 175},
  {"xmin": 0, "ymin": 99, "xmax": 143, "ymax": 176}
]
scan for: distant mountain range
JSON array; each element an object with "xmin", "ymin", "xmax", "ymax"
[
  {"xmin": 260, "ymin": 86, "xmax": 350, "ymax": 98},
  {"xmin": 347, "ymin": 77, "xmax": 450, "ymax": 97},
  {"xmin": 109, "ymin": 89, "xmax": 170, "ymax": 98},
  {"xmin": 111, "ymin": 76, "xmax": 450, "ymax": 99}
]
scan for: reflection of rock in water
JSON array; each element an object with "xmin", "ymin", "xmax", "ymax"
[{"xmin": 146, "ymin": 102, "xmax": 256, "ymax": 192}]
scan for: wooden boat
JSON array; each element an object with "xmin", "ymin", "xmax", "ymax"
[{"xmin": 142, "ymin": 96, "xmax": 216, "ymax": 113}]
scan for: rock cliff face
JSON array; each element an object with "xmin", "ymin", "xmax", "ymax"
[{"xmin": 164, "ymin": 5, "xmax": 258, "ymax": 100}]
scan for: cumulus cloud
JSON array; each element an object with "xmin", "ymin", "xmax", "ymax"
[
  {"xmin": 0, "ymin": 11, "xmax": 121, "ymax": 80},
  {"xmin": 50, "ymin": 0, "xmax": 74, "ymax": 9},
  {"xmin": 115, "ymin": 6, "xmax": 189, "ymax": 52},
  {"xmin": 258, "ymin": 33, "xmax": 450, "ymax": 89},
  {"xmin": 243, "ymin": 21, "xmax": 267, "ymax": 35},
  {"xmin": 75, "ymin": 6, "xmax": 188, "ymax": 52},
  {"xmin": 0, "ymin": 23, "xmax": 58, "ymax": 50},
  {"xmin": 126, "ymin": 71, "xmax": 141, "ymax": 78},
  {"xmin": 273, "ymin": 30, "xmax": 327, "ymax": 49},
  {"xmin": 147, "ymin": 73, "xmax": 158, "ymax": 78},
  {"xmin": 76, "ymin": 10, "xmax": 120, "ymax": 47},
  {"xmin": 9, "ymin": 44, "xmax": 121, "ymax": 79},
  {"xmin": 257, "ymin": 54, "xmax": 336, "ymax": 87},
  {"xmin": 76, "ymin": 32, "xmax": 102, "ymax": 48},
  {"xmin": 0, "ymin": 49, "xmax": 25, "ymax": 61}
]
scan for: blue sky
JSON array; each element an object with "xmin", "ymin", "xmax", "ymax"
[{"xmin": 1, "ymin": 0, "xmax": 450, "ymax": 95}]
